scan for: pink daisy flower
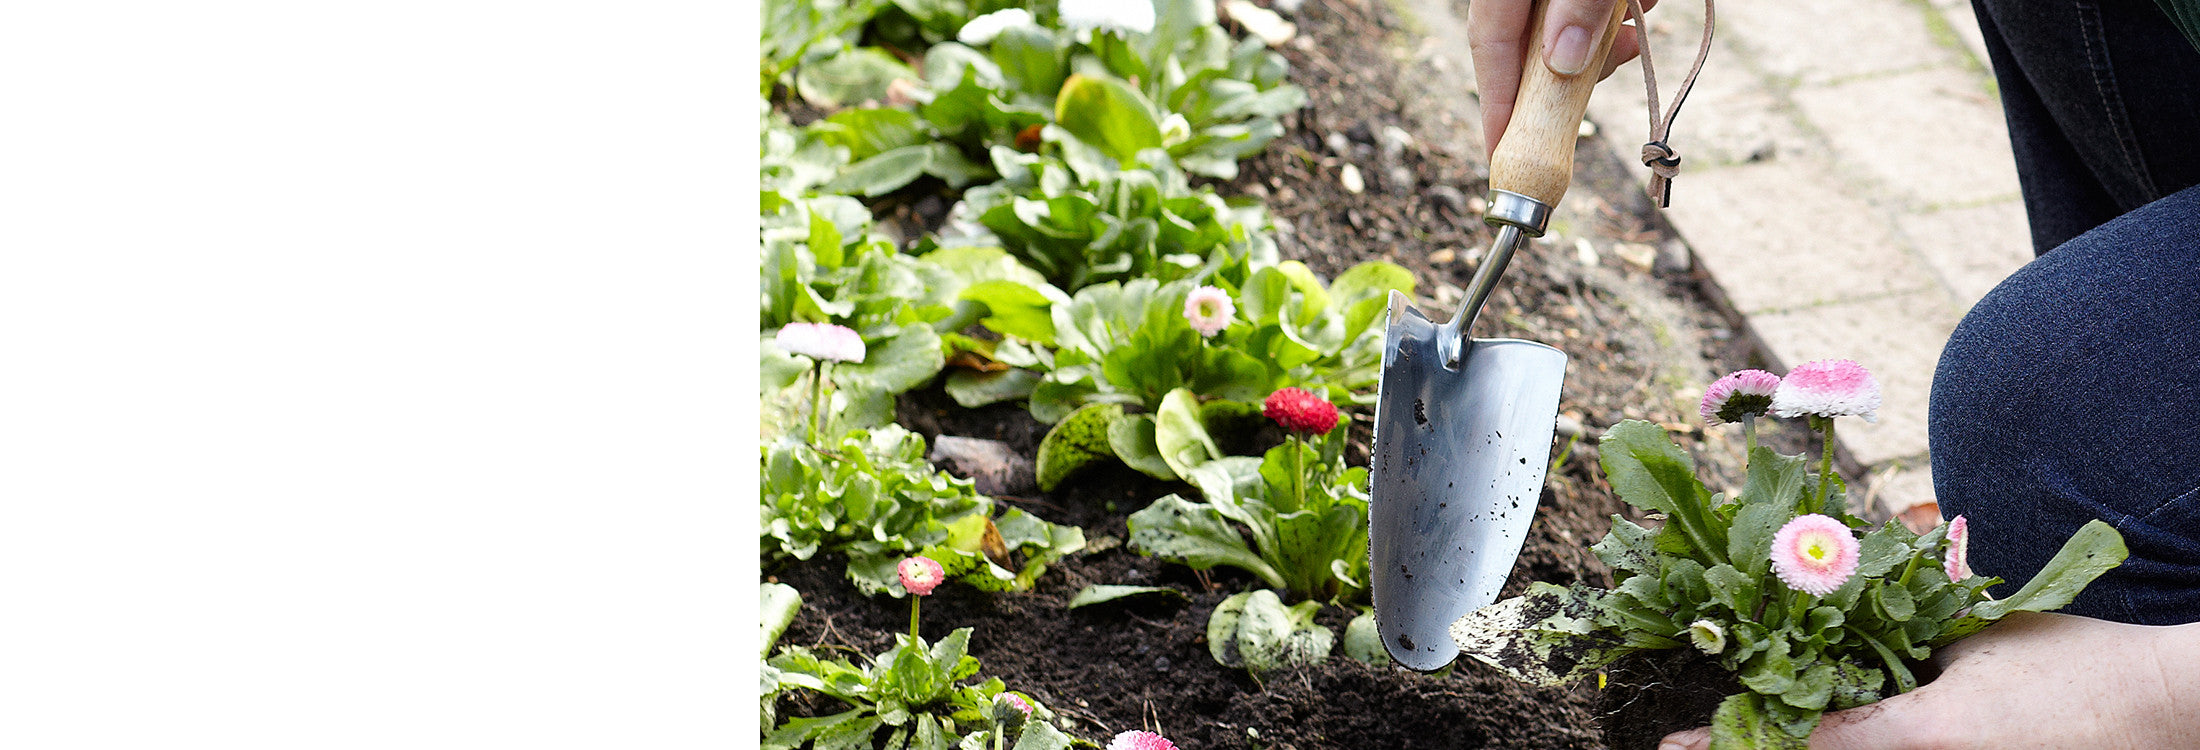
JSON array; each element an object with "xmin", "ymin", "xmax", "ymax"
[
  {"xmin": 1770, "ymin": 358, "xmax": 1880, "ymax": 422},
  {"xmin": 1182, "ymin": 285, "xmax": 1235, "ymax": 337},
  {"xmin": 998, "ymin": 693, "xmax": 1032, "ymax": 716},
  {"xmin": 1945, "ymin": 515, "xmax": 1973, "ymax": 581},
  {"xmin": 898, "ymin": 555, "xmax": 945, "ymax": 596},
  {"xmin": 1263, "ymin": 387, "xmax": 1340, "ymax": 435},
  {"xmin": 775, "ymin": 322, "xmax": 867, "ymax": 363},
  {"xmin": 1771, "ymin": 514, "xmax": 1861, "ymax": 596},
  {"xmin": 1108, "ymin": 731, "xmax": 1178, "ymax": 750},
  {"xmin": 1700, "ymin": 369, "xmax": 1782, "ymax": 425}
]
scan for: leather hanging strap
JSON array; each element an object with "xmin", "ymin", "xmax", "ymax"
[{"xmin": 1626, "ymin": 0, "xmax": 1714, "ymax": 207}]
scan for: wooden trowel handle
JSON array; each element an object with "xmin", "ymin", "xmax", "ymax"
[{"xmin": 1488, "ymin": 0, "xmax": 1630, "ymax": 207}]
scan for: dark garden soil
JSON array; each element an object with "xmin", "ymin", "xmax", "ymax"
[{"xmin": 768, "ymin": 0, "xmax": 1850, "ymax": 746}]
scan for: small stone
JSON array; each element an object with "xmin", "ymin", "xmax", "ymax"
[
  {"xmin": 1384, "ymin": 164, "xmax": 1414, "ymax": 194},
  {"xmin": 1377, "ymin": 125, "xmax": 1414, "ymax": 163},
  {"xmin": 1273, "ymin": 0, "xmax": 1304, "ymax": 14},
  {"xmin": 928, "ymin": 436, "xmax": 1037, "ymax": 496},
  {"xmin": 1340, "ymin": 163, "xmax": 1365, "ymax": 194},
  {"xmin": 1574, "ymin": 237, "xmax": 1600, "ymax": 267},
  {"xmin": 1324, "ymin": 131, "xmax": 1351, "ymax": 156},
  {"xmin": 1578, "ymin": 119, "xmax": 1597, "ymax": 138},
  {"xmin": 1429, "ymin": 248, "xmax": 1457, "ymax": 264},
  {"xmin": 1613, "ymin": 242, "xmax": 1657, "ymax": 272},
  {"xmin": 1467, "ymin": 195, "xmax": 1488, "ymax": 214},
  {"xmin": 1434, "ymin": 283, "xmax": 1465, "ymax": 307}
]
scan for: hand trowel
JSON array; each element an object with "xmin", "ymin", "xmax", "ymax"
[{"xmin": 1367, "ymin": 0, "xmax": 1631, "ymax": 671}]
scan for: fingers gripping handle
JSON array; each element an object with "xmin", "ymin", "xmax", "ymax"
[{"xmin": 1488, "ymin": 0, "xmax": 1629, "ymax": 211}]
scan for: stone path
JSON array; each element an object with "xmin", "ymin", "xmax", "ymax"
[{"xmin": 1402, "ymin": 0, "xmax": 2028, "ymax": 519}]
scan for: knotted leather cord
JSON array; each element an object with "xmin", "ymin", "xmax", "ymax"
[{"xmin": 1625, "ymin": 0, "xmax": 1714, "ymax": 207}]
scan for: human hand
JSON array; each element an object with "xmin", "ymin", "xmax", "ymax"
[
  {"xmin": 1468, "ymin": 0, "xmax": 1652, "ymax": 158},
  {"xmin": 1657, "ymin": 612, "xmax": 2200, "ymax": 749}
]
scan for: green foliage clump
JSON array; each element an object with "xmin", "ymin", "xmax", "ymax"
[
  {"xmin": 762, "ymin": 426, "xmax": 1082, "ymax": 596},
  {"xmin": 1127, "ymin": 417, "xmax": 1369, "ymax": 604},
  {"xmin": 764, "ymin": 628, "xmax": 1073, "ymax": 750},
  {"xmin": 1451, "ymin": 420, "xmax": 2130, "ymax": 749}
]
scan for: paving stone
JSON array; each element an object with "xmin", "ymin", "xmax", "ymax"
[
  {"xmin": 1790, "ymin": 67, "xmax": 2020, "ymax": 208},
  {"xmin": 1894, "ymin": 199, "xmax": 2033, "ymax": 308},
  {"xmin": 1590, "ymin": 34, "xmax": 1828, "ymax": 192},
  {"xmin": 1662, "ymin": 161, "xmax": 1939, "ymax": 314},
  {"xmin": 1716, "ymin": 0, "xmax": 1961, "ymax": 85},
  {"xmin": 1931, "ymin": 0, "xmax": 1994, "ymax": 69},
  {"xmin": 1745, "ymin": 290, "xmax": 1961, "ymax": 466}
]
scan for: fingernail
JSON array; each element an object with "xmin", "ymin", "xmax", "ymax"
[{"xmin": 1548, "ymin": 25, "xmax": 1591, "ymax": 75}]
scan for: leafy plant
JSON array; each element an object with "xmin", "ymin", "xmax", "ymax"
[
  {"xmin": 764, "ymin": 628, "xmax": 1074, "ymax": 750},
  {"xmin": 1127, "ymin": 407, "xmax": 1368, "ymax": 603},
  {"xmin": 1206, "ymin": 589, "xmax": 1333, "ymax": 679},
  {"xmin": 956, "ymin": 148, "xmax": 1279, "ymax": 293},
  {"xmin": 1450, "ymin": 420, "xmax": 2129, "ymax": 749},
  {"xmin": 762, "ymin": 195, "xmax": 953, "ymax": 428},
  {"xmin": 1024, "ymin": 260, "xmax": 1412, "ymax": 424},
  {"xmin": 761, "ymin": 426, "xmax": 1081, "ymax": 596}
]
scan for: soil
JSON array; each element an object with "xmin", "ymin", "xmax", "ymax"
[
  {"xmin": 1596, "ymin": 650, "xmax": 1744, "ymax": 750},
  {"xmin": 767, "ymin": 0, "xmax": 1852, "ymax": 746}
]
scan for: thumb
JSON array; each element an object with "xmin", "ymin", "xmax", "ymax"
[{"xmin": 1539, "ymin": 0, "xmax": 1621, "ymax": 76}]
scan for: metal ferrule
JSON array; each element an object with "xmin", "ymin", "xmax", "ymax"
[{"xmin": 1482, "ymin": 189, "xmax": 1553, "ymax": 237}]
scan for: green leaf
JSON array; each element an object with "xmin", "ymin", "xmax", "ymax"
[
  {"xmin": 762, "ymin": 582, "xmax": 803, "ymax": 657},
  {"xmin": 944, "ymin": 368, "xmax": 1040, "ymax": 408},
  {"xmin": 1343, "ymin": 609, "xmax": 1390, "ymax": 665},
  {"xmin": 1600, "ymin": 420, "xmax": 1726, "ymax": 563},
  {"xmin": 1783, "ymin": 662, "xmax": 1837, "ymax": 711},
  {"xmin": 990, "ymin": 25, "xmax": 1066, "ymax": 97},
  {"xmin": 1450, "ymin": 582, "xmax": 1648, "ymax": 686},
  {"xmin": 1592, "ymin": 517, "xmax": 1661, "ymax": 577},
  {"xmin": 1936, "ymin": 520, "xmax": 2127, "ymax": 644},
  {"xmin": 1726, "ymin": 501, "xmax": 1792, "ymax": 581},
  {"xmin": 1054, "ymin": 73, "xmax": 1164, "ymax": 164},
  {"xmin": 838, "ymin": 324, "xmax": 946, "ymax": 398},
  {"xmin": 1206, "ymin": 589, "xmax": 1325, "ymax": 675},
  {"xmin": 1153, "ymin": 388, "xmax": 1220, "ymax": 479},
  {"xmin": 1874, "ymin": 581, "xmax": 1916, "ymax": 622},
  {"xmin": 1010, "ymin": 720, "xmax": 1072, "ymax": 750},
  {"xmin": 1599, "ymin": 420, "xmax": 1710, "ymax": 518},
  {"xmin": 1106, "ymin": 413, "xmax": 1177, "ymax": 480},
  {"xmin": 796, "ymin": 47, "xmax": 919, "ymax": 107},
  {"xmin": 961, "ymin": 279, "xmax": 1059, "ymax": 343},
  {"xmin": 1708, "ymin": 692, "xmax": 1809, "ymax": 750},
  {"xmin": 1035, "ymin": 403, "xmax": 1123, "ymax": 492},
  {"xmin": 815, "ymin": 108, "xmax": 926, "ymax": 160},
  {"xmin": 1067, "ymin": 584, "xmax": 1185, "ymax": 609},
  {"xmin": 827, "ymin": 144, "xmax": 934, "ymax": 196},
  {"xmin": 1127, "ymin": 494, "xmax": 1285, "ymax": 588}
]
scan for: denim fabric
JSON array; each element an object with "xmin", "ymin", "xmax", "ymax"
[
  {"xmin": 1934, "ymin": 0, "xmax": 2200, "ymax": 624},
  {"xmin": 1972, "ymin": 0, "xmax": 2200, "ymax": 254}
]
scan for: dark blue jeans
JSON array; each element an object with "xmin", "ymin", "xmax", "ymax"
[{"xmin": 1933, "ymin": 0, "xmax": 2200, "ymax": 624}]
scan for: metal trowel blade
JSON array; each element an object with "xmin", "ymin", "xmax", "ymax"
[{"xmin": 1367, "ymin": 289, "xmax": 1568, "ymax": 671}]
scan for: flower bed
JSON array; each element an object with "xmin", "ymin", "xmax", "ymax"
[{"xmin": 757, "ymin": 0, "xmax": 1861, "ymax": 746}]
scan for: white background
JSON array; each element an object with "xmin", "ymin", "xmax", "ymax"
[{"xmin": 0, "ymin": 2, "xmax": 754, "ymax": 746}]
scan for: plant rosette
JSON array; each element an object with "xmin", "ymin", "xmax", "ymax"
[
  {"xmin": 1448, "ymin": 414, "xmax": 2129, "ymax": 749},
  {"xmin": 761, "ymin": 425, "xmax": 1084, "ymax": 596},
  {"xmin": 764, "ymin": 625, "xmax": 1075, "ymax": 750}
]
